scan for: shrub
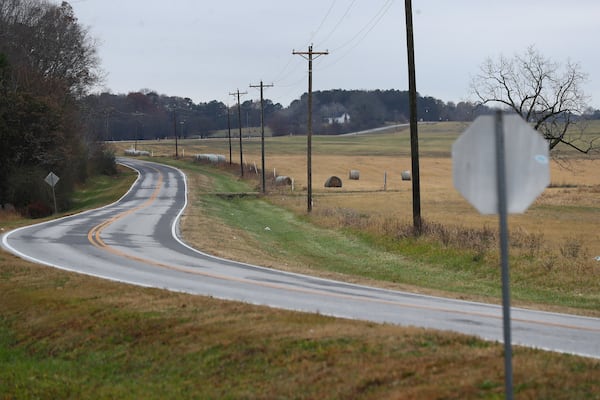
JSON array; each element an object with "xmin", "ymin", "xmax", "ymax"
[
  {"xmin": 89, "ymin": 146, "xmax": 117, "ymax": 176},
  {"xmin": 26, "ymin": 200, "xmax": 52, "ymax": 218}
]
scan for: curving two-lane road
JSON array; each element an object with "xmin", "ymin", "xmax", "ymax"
[{"xmin": 3, "ymin": 158, "xmax": 599, "ymax": 359}]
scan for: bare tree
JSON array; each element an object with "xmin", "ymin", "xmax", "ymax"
[
  {"xmin": 471, "ymin": 45, "xmax": 597, "ymax": 153},
  {"xmin": 0, "ymin": 0, "xmax": 101, "ymax": 97}
]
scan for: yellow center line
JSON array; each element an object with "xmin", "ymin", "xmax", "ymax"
[
  {"xmin": 85, "ymin": 165, "xmax": 600, "ymax": 334},
  {"xmin": 88, "ymin": 166, "xmax": 164, "ymax": 249}
]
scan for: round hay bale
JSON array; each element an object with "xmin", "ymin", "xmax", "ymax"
[
  {"xmin": 195, "ymin": 154, "xmax": 226, "ymax": 164},
  {"xmin": 275, "ymin": 176, "xmax": 292, "ymax": 186},
  {"xmin": 324, "ymin": 176, "xmax": 342, "ymax": 188},
  {"xmin": 206, "ymin": 154, "xmax": 219, "ymax": 163},
  {"xmin": 124, "ymin": 149, "xmax": 150, "ymax": 156},
  {"xmin": 349, "ymin": 170, "xmax": 360, "ymax": 180},
  {"xmin": 401, "ymin": 170, "xmax": 411, "ymax": 181}
]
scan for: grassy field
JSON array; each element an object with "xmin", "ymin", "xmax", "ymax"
[
  {"xmin": 112, "ymin": 121, "xmax": 600, "ymax": 312},
  {"xmin": 1, "ymin": 159, "xmax": 599, "ymax": 398},
  {"xmin": 2, "ymin": 122, "xmax": 599, "ymax": 398}
]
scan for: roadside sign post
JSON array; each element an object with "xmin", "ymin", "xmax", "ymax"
[
  {"xmin": 44, "ymin": 171, "xmax": 60, "ymax": 214},
  {"xmin": 452, "ymin": 110, "xmax": 550, "ymax": 400},
  {"xmin": 494, "ymin": 111, "xmax": 513, "ymax": 400}
]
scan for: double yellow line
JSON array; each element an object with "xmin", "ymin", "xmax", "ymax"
[
  {"xmin": 83, "ymin": 164, "xmax": 599, "ymax": 335},
  {"xmin": 88, "ymin": 166, "xmax": 164, "ymax": 255}
]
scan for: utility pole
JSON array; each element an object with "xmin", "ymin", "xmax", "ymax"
[
  {"xmin": 249, "ymin": 80, "xmax": 274, "ymax": 194},
  {"xmin": 173, "ymin": 110, "xmax": 179, "ymax": 158},
  {"xmin": 229, "ymin": 89, "xmax": 247, "ymax": 176},
  {"xmin": 404, "ymin": 0, "xmax": 422, "ymax": 234},
  {"xmin": 227, "ymin": 103, "xmax": 232, "ymax": 164},
  {"xmin": 293, "ymin": 45, "xmax": 328, "ymax": 212}
]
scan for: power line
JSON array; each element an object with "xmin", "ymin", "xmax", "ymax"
[
  {"xmin": 307, "ymin": 0, "xmax": 338, "ymax": 46},
  {"xmin": 267, "ymin": 1, "xmax": 395, "ymax": 105},
  {"xmin": 314, "ymin": 0, "xmax": 357, "ymax": 47},
  {"xmin": 330, "ymin": 0, "xmax": 394, "ymax": 52},
  {"xmin": 313, "ymin": 0, "xmax": 395, "ymax": 73},
  {"xmin": 271, "ymin": 56, "xmax": 296, "ymax": 83}
]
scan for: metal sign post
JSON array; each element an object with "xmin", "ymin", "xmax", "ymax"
[
  {"xmin": 452, "ymin": 111, "xmax": 550, "ymax": 400},
  {"xmin": 494, "ymin": 110, "xmax": 513, "ymax": 400},
  {"xmin": 44, "ymin": 171, "xmax": 60, "ymax": 214}
]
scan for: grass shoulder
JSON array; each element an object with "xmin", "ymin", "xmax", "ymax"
[
  {"xmin": 70, "ymin": 164, "xmax": 137, "ymax": 212},
  {"xmin": 174, "ymin": 160, "xmax": 599, "ymax": 316},
  {"xmin": 0, "ymin": 165, "xmax": 136, "ymax": 232},
  {"xmin": 1, "ymin": 250, "xmax": 599, "ymax": 399}
]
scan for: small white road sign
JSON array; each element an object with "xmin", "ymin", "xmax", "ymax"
[
  {"xmin": 44, "ymin": 172, "xmax": 60, "ymax": 188},
  {"xmin": 452, "ymin": 113, "xmax": 550, "ymax": 214}
]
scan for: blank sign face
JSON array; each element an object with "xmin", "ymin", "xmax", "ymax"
[
  {"xmin": 452, "ymin": 114, "xmax": 550, "ymax": 215},
  {"xmin": 44, "ymin": 172, "xmax": 60, "ymax": 188}
]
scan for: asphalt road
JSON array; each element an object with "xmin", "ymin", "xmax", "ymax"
[{"xmin": 3, "ymin": 158, "xmax": 599, "ymax": 359}]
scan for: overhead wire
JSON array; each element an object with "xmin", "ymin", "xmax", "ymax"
[
  {"xmin": 271, "ymin": 56, "xmax": 302, "ymax": 84},
  {"xmin": 268, "ymin": 0, "xmax": 396, "ymax": 104},
  {"xmin": 330, "ymin": 0, "xmax": 394, "ymax": 53},
  {"xmin": 305, "ymin": 0, "xmax": 337, "ymax": 47},
  {"xmin": 313, "ymin": 0, "xmax": 357, "ymax": 48},
  {"xmin": 275, "ymin": 75, "xmax": 309, "ymax": 105},
  {"xmin": 316, "ymin": 0, "xmax": 395, "ymax": 72},
  {"xmin": 268, "ymin": 1, "xmax": 337, "ymax": 102},
  {"xmin": 269, "ymin": 0, "xmax": 337, "ymax": 96}
]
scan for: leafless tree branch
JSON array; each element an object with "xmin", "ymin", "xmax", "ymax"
[{"xmin": 470, "ymin": 45, "xmax": 593, "ymax": 154}]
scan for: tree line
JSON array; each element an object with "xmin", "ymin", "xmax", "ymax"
[
  {"xmin": 0, "ymin": 0, "xmax": 110, "ymax": 217},
  {"xmin": 83, "ymin": 84, "xmax": 600, "ymax": 142},
  {"xmin": 82, "ymin": 89, "xmax": 492, "ymax": 141}
]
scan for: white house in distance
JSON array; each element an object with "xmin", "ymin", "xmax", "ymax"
[{"xmin": 326, "ymin": 112, "xmax": 350, "ymax": 125}]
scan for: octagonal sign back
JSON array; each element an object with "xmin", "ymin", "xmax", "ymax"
[{"xmin": 452, "ymin": 114, "xmax": 550, "ymax": 215}]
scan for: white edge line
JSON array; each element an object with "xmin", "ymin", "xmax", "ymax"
[
  {"xmin": 3, "ymin": 158, "xmax": 600, "ymax": 353},
  {"xmin": 0, "ymin": 159, "xmax": 151, "ymax": 285},
  {"xmin": 165, "ymin": 162, "xmax": 600, "ymax": 325},
  {"xmin": 0, "ymin": 157, "xmax": 588, "ymax": 324},
  {"xmin": 2, "ymin": 160, "xmax": 141, "ymax": 255}
]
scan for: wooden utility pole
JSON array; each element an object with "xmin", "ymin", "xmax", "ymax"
[
  {"xmin": 249, "ymin": 81, "xmax": 274, "ymax": 194},
  {"xmin": 173, "ymin": 110, "xmax": 179, "ymax": 158},
  {"xmin": 404, "ymin": 0, "xmax": 422, "ymax": 234},
  {"xmin": 293, "ymin": 45, "xmax": 328, "ymax": 212},
  {"xmin": 229, "ymin": 90, "xmax": 247, "ymax": 176},
  {"xmin": 227, "ymin": 103, "xmax": 232, "ymax": 164}
]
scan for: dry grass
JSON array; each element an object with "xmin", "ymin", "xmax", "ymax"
[
  {"xmin": 2, "ymin": 130, "xmax": 600, "ymax": 398},
  {"xmin": 0, "ymin": 208, "xmax": 20, "ymax": 220},
  {"xmin": 261, "ymin": 155, "xmax": 600, "ymax": 257},
  {"xmin": 110, "ymin": 125, "xmax": 600, "ymax": 307},
  {"xmin": 1, "ymin": 252, "xmax": 599, "ymax": 399},
  {"xmin": 179, "ymin": 171, "xmax": 288, "ymax": 267}
]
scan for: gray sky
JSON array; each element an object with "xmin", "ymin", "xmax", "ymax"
[{"xmin": 62, "ymin": 0, "xmax": 600, "ymax": 108}]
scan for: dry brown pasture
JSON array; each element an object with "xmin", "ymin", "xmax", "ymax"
[
  {"xmin": 114, "ymin": 121, "xmax": 600, "ymax": 258},
  {"xmin": 266, "ymin": 154, "xmax": 600, "ymax": 257}
]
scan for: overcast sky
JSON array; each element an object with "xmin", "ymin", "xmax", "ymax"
[{"xmin": 60, "ymin": 0, "xmax": 600, "ymax": 108}]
